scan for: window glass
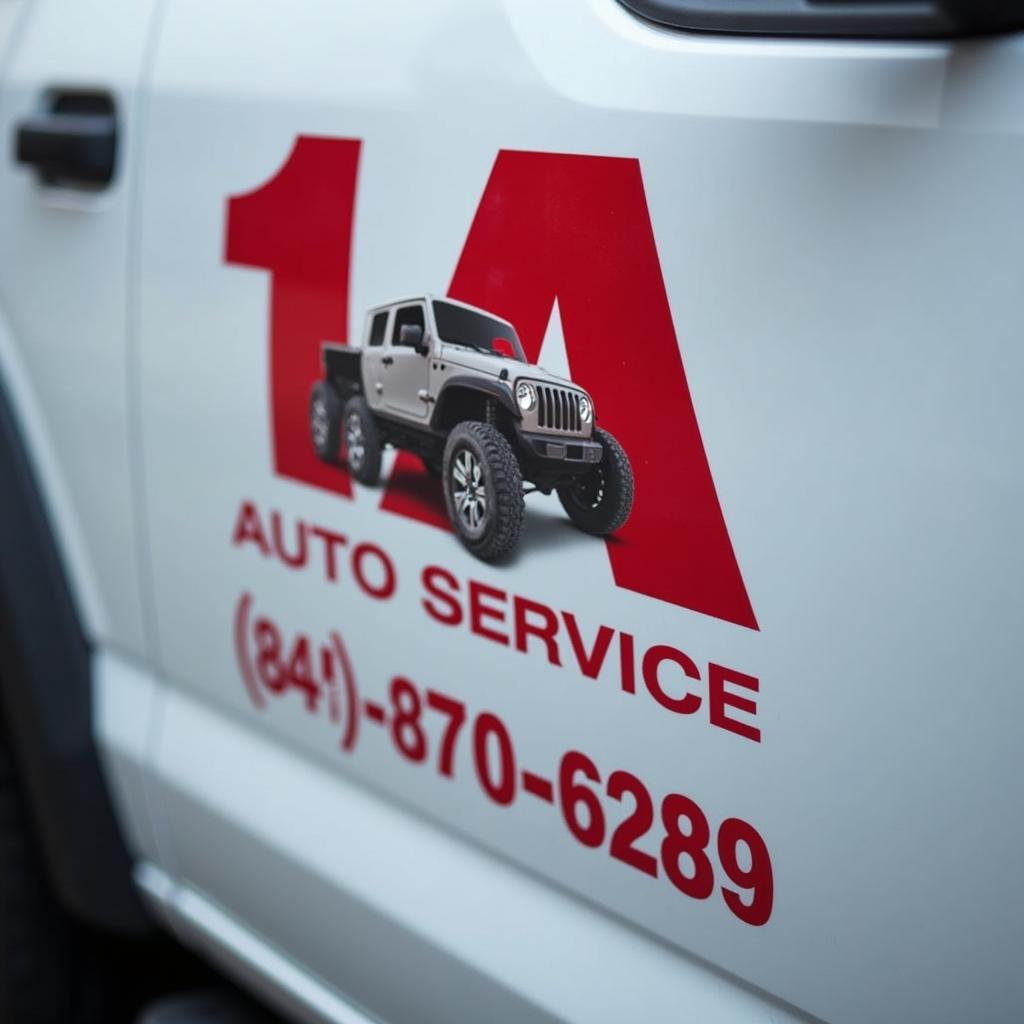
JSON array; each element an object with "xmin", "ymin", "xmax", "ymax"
[
  {"xmin": 390, "ymin": 305, "xmax": 425, "ymax": 346},
  {"xmin": 368, "ymin": 311, "xmax": 388, "ymax": 347},
  {"xmin": 432, "ymin": 300, "xmax": 525, "ymax": 361}
]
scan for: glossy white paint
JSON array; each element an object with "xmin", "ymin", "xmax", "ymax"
[
  {"xmin": 0, "ymin": 1, "xmax": 26, "ymax": 70},
  {"xmin": 143, "ymin": 686, "xmax": 808, "ymax": 1023},
  {"xmin": 1, "ymin": 1, "xmax": 1023, "ymax": 1022},
  {"xmin": 92, "ymin": 649, "xmax": 165, "ymax": 868},
  {"xmin": 133, "ymin": 3, "xmax": 1024, "ymax": 1018},
  {"xmin": 0, "ymin": 0, "xmax": 160, "ymax": 655},
  {"xmin": 136, "ymin": 864, "xmax": 378, "ymax": 1024}
]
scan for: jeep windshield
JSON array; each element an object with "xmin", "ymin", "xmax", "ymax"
[{"xmin": 432, "ymin": 300, "xmax": 526, "ymax": 361}]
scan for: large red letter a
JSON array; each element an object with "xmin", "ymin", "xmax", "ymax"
[{"xmin": 447, "ymin": 151, "xmax": 757, "ymax": 629}]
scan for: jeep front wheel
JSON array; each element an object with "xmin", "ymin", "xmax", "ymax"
[
  {"xmin": 557, "ymin": 427, "xmax": 634, "ymax": 536},
  {"xmin": 342, "ymin": 396, "xmax": 382, "ymax": 485},
  {"xmin": 442, "ymin": 422, "xmax": 524, "ymax": 560}
]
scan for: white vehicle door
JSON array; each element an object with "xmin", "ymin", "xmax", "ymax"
[
  {"xmin": 0, "ymin": 0, "xmax": 24, "ymax": 62},
  {"xmin": 134, "ymin": 2, "xmax": 1024, "ymax": 1023},
  {"xmin": 0, "ymin": 0, "xmax": 165, "ymax": 868}
]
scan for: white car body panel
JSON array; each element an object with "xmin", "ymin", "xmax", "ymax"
[
  {"xmin": 143, "ymin": 685, "xmax": 808, "ymax": 1024},
  {"xmin": 0, "ymin": 1, "xmax": 1022, "ymax": 1022},
  {"xmin": 0, "ymin": 0, "xmax": 159, "ymax": 655}
]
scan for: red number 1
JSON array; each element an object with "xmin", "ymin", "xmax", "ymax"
[{"xmin": 225, "ymin": 136, "xmax": 361, "ymax": 495}]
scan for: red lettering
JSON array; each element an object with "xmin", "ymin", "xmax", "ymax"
[
  {"xmin": 563, "ymin": 612, "xmax": 613, "ymax": 680},
  {"xmin": 619, "ymin": 632, "xmax": 636, "ymax": 694},
  {"xmin": 642, "ymin": 645, "xmax": 701, "ymax": 715},
  {"xmin": 351, "ymin": 543, "xmax": 396, "ymax": 600},
  {"xmin": 228, "ymin": 142, "xmax": 757, "ymax": 629},
  {"xmin": 421, "ymin": 566, "xmax": 463, "ymax": 626},
  {"xmin": 270, "ymin": 511, "xmax": 307, "ymax": 568},
  {"xmin": 709, "ymin": 663, "xmax": 760, "ymax": 743},
  {"xmin": 469, "ymin": 580, "xmax": 509, "ymax": 646},
  {"xmin": 225, "ymin": 136, "xmax": 360, "ymax": 497},
  {"xmin": 514, "ymin": 597, "xmax": 562, "ymax": 666},
  {"xmin": 232, "ymin": 500, "xmax": 270, "ymax": 556},
  {"xmin": 310, "ymin": 524, "xmax": 348, "ymax": 582}
]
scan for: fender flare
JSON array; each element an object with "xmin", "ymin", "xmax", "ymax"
[
  {"xmin": 0, "ymin": 375, "xmax": 148, "ymax": 934},
  {"xmin": 430, "ymin": 375, "xmax": 520, "ymax": 431}
]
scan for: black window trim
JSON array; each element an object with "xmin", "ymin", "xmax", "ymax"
[
  {"xmin": 389, "ymin": 303, "xmax": 426, "ymax": 348},
  {"xmin": 368, "ymin": 310, "xmax": 388, "ymax": 348},
  {"xmin": 616, "ymin": 0, "xmax": 1024, "ymax": 40}
]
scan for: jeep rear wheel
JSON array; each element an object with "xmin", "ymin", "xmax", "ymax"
[
  {"xmin": 309, "ymin": 381, "xmax": 342, "ymax": 463},
  {"xmin": 342, "ymin": 396, "xmax": 382, "ymax": 485},
  {"xmin": 443, "ymin": 422, "xmax": 524, "ymax": 560},
  {"xmin": 557, "ymin": 427, "xmax": 634, "ymax": 536}
]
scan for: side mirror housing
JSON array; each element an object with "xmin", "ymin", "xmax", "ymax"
[{"xmin": 399, "ymin": 323, "xmax": 425, "ymax": 352}]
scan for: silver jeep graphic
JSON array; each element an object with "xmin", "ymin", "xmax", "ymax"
[{"xmin": 310, "ymin": 295, "xmax": 634, "ymax": 560}]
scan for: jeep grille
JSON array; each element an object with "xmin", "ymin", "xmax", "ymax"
[{"xmin": 536, "ymin": 385, "xmax": 582, "ymax": 434}]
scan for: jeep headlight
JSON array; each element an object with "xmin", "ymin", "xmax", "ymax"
[
  {"xmin": 516, "ymin": 381, "xmax": 536, "ymax": 412},
  {"xmin": 578, "ymin": 394, "xmax": 593, "ymax": 423}
]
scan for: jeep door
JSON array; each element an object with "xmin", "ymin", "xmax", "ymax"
[
  {"xmin": 359, "ymin": 307, "xmax": 392, "ymax": 413},
  {"xmin": 380, "ymin": 302, "xmax": 431, "ymax": 421}
]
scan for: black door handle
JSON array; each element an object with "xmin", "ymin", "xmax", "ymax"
[
  {"xmin": 381, "ymin": 356, "xmax": 394, "ymax": 366},
  {"xmin": 15, "ymin": 110, "xmax": 116, "ymax": 188}
]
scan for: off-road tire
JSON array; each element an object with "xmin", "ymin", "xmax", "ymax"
[
  {"xmin": 342, "ymin": 396, "xmax": 383, "ymax": 485},
  {"xmin": 557, "ymin": 427, "xmax": 634, "ymax": 536},
  {"xmin": 309, "ymin": 381, "xmax": 342, "ymax": 464},
  {"xmin": 442, "ymin": 422, "xmax": 524, "ymax": 560}
]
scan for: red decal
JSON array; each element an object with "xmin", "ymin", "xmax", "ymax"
[
  {"xmin": 378, "ymin": 459, "xmax": 449, "ymax": 531},
  {"xmin": 718, "ymin": 817, "xmax": 774, "ymax": 927},
  {"xmin": 661, "ymin": 793, "xmax": 715, "ymax": 901},
  {"xmin": 364, "ymin": 700, "xmax": 386, "ymax": 724},
  {"xmin": 351, "ymin": 542, "xmax": 397, "ymax": 600},
  {"xmin": 384, "ymin": 150, "xmax": 757, "ymax": 628},
  {"xmin": 473, "ymin": 713, "xmax": 516, "ymax": 806},
  {"xmin": 225, "ymin": 136, "xmax": 361, "ymax": 495},
  {"xmin": 233, "ymin": 595, "xmax": 365, "ymax": 743},
  {"xmin": 642, "ymin": 644, "xmax": 702, "ymax": 716},
  {"xmin": 468, "ymin": 580, "xmax": 509, "ymax": 646},
  {"xmin": 709, "ymin": 663, "xmax": 761, "ymax": 743},
  {"xmin": 607, "ymin": 770, "xmax": 659, "ymax": 878},
  {"xmin": 233, "ymin": 592, "xmax": 265, "ymax": 709},
  {"xmin": 521, "ymin": 771, "xmax": 554, "ymax": 803},
  {"xmin": 562, "ymin": 611, "xmax": 614, "ymax": 680},
  {"xmin": 426, "ymin": 690, "xmax": 467, "ymax": 778},
  {"xmin": 514, "ymin": 596, "xmax": 562, "ymax": 666},
  {"xmin": 421, "ymin": 565, "xmax": 463, "ymax": 626},
  {"xmin": 234, "ymin": 623, "xmax": 774, "ymax": 926},
  {"xmin": 228, "ymin": 143, "xmax": 757, "ymax": 628},
  {"xmin": 231, "ymin": 501, "xmax": 270, "ymax": 557},
  {"xmin": 331, "ymin": 630, "xmax": 360, "ymax": 751},
  {"xmin": 389, "ymin": 676, "xmax": 428, "ymax": 762}
]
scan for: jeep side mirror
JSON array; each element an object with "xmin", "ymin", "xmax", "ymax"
[{"xmin": 398, "ymin": 323, "xmax": 424, "ymax": 351}]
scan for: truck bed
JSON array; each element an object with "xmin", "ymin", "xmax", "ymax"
[{"xmin": 322, "ymin": 343, "xmax": 363, "ymax": 395}]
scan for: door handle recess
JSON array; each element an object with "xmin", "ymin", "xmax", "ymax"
[
  {"xmin": 381, "ymin": 356, "xmax": 394, "ymax": 366},
  {"xmin": 15, "ymin": 93, "xmax": 116, "ymax": 188}
]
